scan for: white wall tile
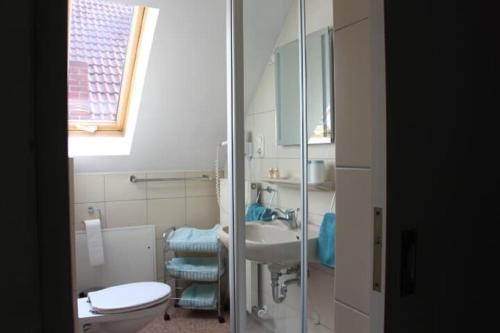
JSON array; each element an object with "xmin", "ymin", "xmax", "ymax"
[
  {"xmin": 245, "ymin": 156, "xmax": 252, "ymax": 181},
  {"xmin": 262, "ymin": 293, "xmax": 301, "ymax": 332},
  {"xmin": 335, "ymin": 168, "xmax": 371, "ymax": 313},
  {"xmin": 334, "ymin": 301, "xmax": 369, "ymax": 333},
  {"xmin": 260, "ymin": 264, "xmax": 273, "ymax": 298},
  {"xmin": 186, "ymin": 171, "xmax": 216, "ymax": 197},
  {"xmin": 275, "ymin": 157, "xmax": 334, "ymax": 182},
  {"xmin": 277, "ymin": 144, "xmax": 334, "ymax": 160},
  {"xmin": 186, "ymin": 196, "xmax": 219, "ymax": 229},
  {"xmin": 252, "ymin": 158, "xmax": 279, "ymax": 182},
  {"xmin": 306, "ymin": 0, "xmax": 334, "ymax": 33},
  {"xmin": 324, "ymin": 159, "xmax": 336, "ymax": 183},
  {"xmin": 309, "ymin": 144, "xmax": 335, "ymax": 160},
  {"xmin": 146, "ymin": 172, "xmax": 185, "ymax": 199},
  {"xmin": 274, "ymin": 186, "xmax": 300, "ymax": 211},
  {"xmin": 258, "ymin": 260, "xmax": 335, "ymax": 331},
  {"xmin": 105, "ymin": 200, "xmax": 147, "ymax": 228},
  {"xmin": 309, "ymin": 213, "xmax": 326, "ymax": 226},
  {"xmin": 277, "ymin": 158, "xmax": 301, "ymax": 179},
  {"xmin": 245, "ymin": 114, "xmax": 255, "ymax": 175},
  {"xmin": 277, "ymin": 145, "xmax": 300, "ymax": 159},
  {"xmin": 334, "ymin": 20, "xmax": 372, "ymax": 168},
  {"xmin": 148, "ymin": 198, "xmax": 186, "ymax": 239},
  {"xmin": 73, "ymin": 203, "xmax": 106, "ymax": 231},
  {"xmin": 309, "ymin": 190, "xmax": 336, "ymax": 216},
  {"xmin": 282, "ymin": 274, "xmax": 301, "ymax": 310},
  {"xmin": 309, "ymin": 266, "xmax": 335, "ymax": 330},
  {"xmin": 105, "ymin": 173, "xmax": 147, "ymax": 201},
  {"xmin": 253, "ymin": 111, "xmax": 277, "ymax": 159},
  {"xmin": 309, "ymin": 323, "xmax": 334, "ymax": 333},
  {"xmin": 333, "ymin": 0, "xmax": 369, "ymax": 30},
  {"xmin": 155, "ymin": 240, "xmax": 165, "ymax": 282},
  {"xmin": 74, "ymin": 174, "xmax": 105, "ymax": 203}
]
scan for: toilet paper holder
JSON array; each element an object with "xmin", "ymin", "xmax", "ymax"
[{"xmin": 81, "ymin": 206, "xmax": 104, "ymax": 226}]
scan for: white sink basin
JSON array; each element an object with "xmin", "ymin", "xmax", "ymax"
[{"xmin": 219, "ymin": 221, "xmax": 319, "ymax": 265}]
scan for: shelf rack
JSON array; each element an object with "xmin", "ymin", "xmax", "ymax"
[{"xmin": 162, "ymin": 226, "xmax": 226, "ymax": 323}]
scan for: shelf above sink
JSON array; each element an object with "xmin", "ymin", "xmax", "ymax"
[{"xmin": 260, "ymin": 177, "xmax": 334, "ymax": 191}]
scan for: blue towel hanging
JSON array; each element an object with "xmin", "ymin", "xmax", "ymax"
[
  {"xmin": 317, "ymin": 212, "xmax": 336, "ymax": 268},
  {"xmin": 245, "ymin": 203, "xmax": 266, "ymax": 221},
  {"xmin": 245, "ymin": 203, "xmax": 273, "ymax": 222}
]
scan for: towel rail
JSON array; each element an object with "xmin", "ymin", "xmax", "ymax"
[{"xmin": 129, "ymin": 175, "xmax": 212, "ymax": 183}]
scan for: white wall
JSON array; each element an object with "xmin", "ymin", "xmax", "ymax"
[
  {"xmin": 332, "ymin": 0, "xmax": 373, "ymax": 332},
  {"xmin": 74, "ymin": 0, "xmax": 227, "ymax": 173},
  {"xmin": 246, "ymin": 0, "xmax": 335, "ymax": 228},
  {"xmin": 73, "ymin": 169, "xmax": 220, "ymax": 282},
  {"xmin": 243, "ymin": 0, "xmax": 293, "ymax": 108}
]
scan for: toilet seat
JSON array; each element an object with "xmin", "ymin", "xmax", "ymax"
[{"xmin": 88, "ymin": 282, "xmax": 171, "ymax": 314}]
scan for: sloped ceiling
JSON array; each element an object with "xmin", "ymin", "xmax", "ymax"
[
  {"xmin": 243, "ymin": 0, "xmax": 293, "ymax": 107},
  {"xmin": 74, "ymin": 0, "xmax": 293, "ymax": 172}
]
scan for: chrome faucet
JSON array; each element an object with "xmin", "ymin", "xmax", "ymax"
[{"xmin": 270, "ymin": 208, "xmax": 300, "ymax": 229}]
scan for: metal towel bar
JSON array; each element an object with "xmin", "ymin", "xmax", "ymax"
[{"xmin": 129, "ymin": 174, "xmax": 212, "ymax": 183}]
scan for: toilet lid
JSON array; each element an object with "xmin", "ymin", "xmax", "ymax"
[{"xmin": 88, "ymin": 282, "xmax": 171, "ymax": 314}]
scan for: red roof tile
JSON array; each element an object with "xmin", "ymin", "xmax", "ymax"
[{"xmin": 68, "ymin": 0, "xmax": 135, "ymax": 122}]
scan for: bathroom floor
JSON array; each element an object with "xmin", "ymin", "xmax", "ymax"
[
  {"xmin": 139, "ymin": 308, "xmax": 229, "ymax": 333},
  {"xmin": 139, "ymin": 308, "xmax": 270, "ymax": 333}
]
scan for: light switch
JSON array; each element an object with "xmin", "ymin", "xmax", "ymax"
[{"xmin": 255, "ymin": 135, "xmax": 265, "ymax": 157}]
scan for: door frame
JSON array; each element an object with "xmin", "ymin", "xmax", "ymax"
[
  {"xmin": 225, "ymin": 0, "xmax": 247, "ymax": 332},
  {"xmin": 21, "ymin": 0, "xmax": 391, "ymax": 331},
  {"xmin": 370, "ymin": 0, "xmax": 387, "ymax": 331}
]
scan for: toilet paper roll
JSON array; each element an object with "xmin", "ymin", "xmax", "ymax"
[{"xmin": 84, "ymin": 219, "xmax": 105, "ymax": 266}]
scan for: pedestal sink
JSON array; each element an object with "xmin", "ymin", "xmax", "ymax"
[{"xmin": 218, "ymin": 221, "xmax": 319, "ymax": 266}]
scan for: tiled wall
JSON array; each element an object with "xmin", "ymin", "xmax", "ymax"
[
  {"xmin": 247, "ymin": 0, "xmax": 378, "ymax": 330},
  {"xmin": 245, "ymin": 0, "xmax": 336, "ymax": 229},
  {"xmin": 73, "ymin": 170, "xmax": 220, "ymax": 282},
  {"xmin": 244, "ymin": 0, "xmax": 336, "ymax": 332},
  {"xmin": 333, "ymin": 0, "xmax": 373, "ymax": 332}
]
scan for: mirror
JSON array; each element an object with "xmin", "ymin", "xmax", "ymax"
[{"xmin": 275, "ymin": 27, "xmax": 333, "ymax": 145}]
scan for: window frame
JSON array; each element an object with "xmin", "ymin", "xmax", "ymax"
[{"xmin": 68, "ymin": 5, "xmax": 146, "ymax": 136}]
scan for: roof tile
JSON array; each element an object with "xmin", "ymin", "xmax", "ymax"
[{"xmin": 68, "ymin": 0, "xmax": 135, "ymax": 122}]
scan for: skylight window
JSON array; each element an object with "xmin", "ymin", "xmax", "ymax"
[{"xmin": 68, "ymin": 0, "xmax": 144, "ymax": 133}]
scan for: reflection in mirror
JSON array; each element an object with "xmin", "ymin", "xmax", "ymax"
[{"xmin": 275, "ymin": 27, "xmax": 333, "ymax": 145}]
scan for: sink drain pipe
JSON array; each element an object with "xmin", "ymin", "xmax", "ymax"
[{"xmin": 271, "ymin": 267, "xmax": 300, "ymax": 303}]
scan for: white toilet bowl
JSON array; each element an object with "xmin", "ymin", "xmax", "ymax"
[{"xmin": 78, "ymin": 281, "xmax": 171, "ymax": 333}]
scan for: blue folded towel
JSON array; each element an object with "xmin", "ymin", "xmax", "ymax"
[
  {"xmin": 166, "ymin": 257, "xmax": 223, "ymax": 281},
  {"xmin": 178, "ymin": 283, "xmax": 217, "ymax": 309},
  {"xmin": 317, "ymin": 212, "xmax": 336, "ymax": 268},
  {"xmin": 245, "ymin": 203, "xmax": 274, "ymax": 222},
  {"xmin": 167, "ymin": 225, "xmax": 220, "ymax": 253}
]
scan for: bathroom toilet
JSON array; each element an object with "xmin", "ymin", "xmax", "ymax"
[{"xmin": 78, "ymin": 281, "xmax": 171, "ymax": 333}]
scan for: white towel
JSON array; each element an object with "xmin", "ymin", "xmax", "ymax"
[{"xmin": 84, "ymin": 219, "xmax": 105, "ymax": 266}]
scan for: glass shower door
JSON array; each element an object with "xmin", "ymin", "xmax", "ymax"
[
  {"xmin": 243, "ymin": 0, "xmax": 303, "ymax": 332},
  {"xmin": 227, "ymin": 0, "xmax": 335, "ymax": 332}
]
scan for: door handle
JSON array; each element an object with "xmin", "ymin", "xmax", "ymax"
[{"xmin": 373, "ymin": 207, "xmax": 383, "ymax": 292}]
